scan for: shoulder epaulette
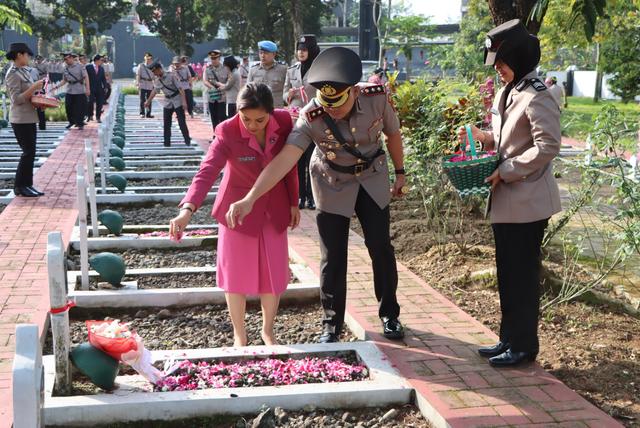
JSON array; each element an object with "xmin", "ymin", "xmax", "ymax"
[
  {"xmin": 529, "ymin": 78, "xmax": 547, "ymax": 92},
  {"xmin": 361, "ymin": 84, "xmax": 386, "ymax": 96},
  {"xmin": 306, "ymin": 106, "xmax": 325, "ymax": 122},
  {"xmin": 288, "ymin": 63, "xmax": 300, "ymax": 70},
  {"xmin": 251, "ymin": 63, "xmax": 260, "ymax": 68}
]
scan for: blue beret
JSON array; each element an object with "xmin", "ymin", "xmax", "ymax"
[{"xmin": 257, "ymin": 40, "xmax": 278, "ymax": 53}]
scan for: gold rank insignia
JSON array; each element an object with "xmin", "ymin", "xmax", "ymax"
[
  {"xmin": 306, "ymin": 106, "xmax": 325, "ymax": 122},
  {"xmin": 361, "ymin": 84, "xmax": 386, "ymax": 96},
  {"xmin": 326, "ymin": 151, "xmax": 337, "ymax": 160}
]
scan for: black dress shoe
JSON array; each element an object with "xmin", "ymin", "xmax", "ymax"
[
  {"xmin": 65, "ymin": 123, "xmax": 73, "ymax": 129},
  {"xmin": 140, "ymin": 114, "xmax": 146, "ymax": 118},
  {"xmin": 27, "ymin": 186, "xmax": 44, "ymax": 196},
  {"xmin": 489, "ymin": 349, "xmax": 537, "ymax": 367},
  {"xmin": 478, "ymin": 341, "xmax": 510, "ymax": 358},
  {"xmin": 14, "ymin": 187, "xmax": 39, "ymax": 197},
  {"xmin": 306, "ymin": 199, "xmax": 316, "ymax": 210},
  {"xmin": 381, "ymin": 317, "xmax": 404, "ymax": 339},
  {"xmin": 185, "ymin": 139, "xmax": 191, "ymax": 147},
  {"xmin": 146, "ymin": 114, "xmax": 154, "ymax": 118},
  {"xmin": 298, "ymin": 198, "xmax": 306, "ymax": 209},
  {"xmin": 318, "ymin": 332, "xmax": 339, "ymax": 343}
]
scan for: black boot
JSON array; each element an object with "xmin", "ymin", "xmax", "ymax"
[
  {"xmin": 489, "ymin": 349, "xmax": 537, "ymax": 367},
  {"xmin": 27, "ymin": 186, "xmax": 45, "ymax": 196}
]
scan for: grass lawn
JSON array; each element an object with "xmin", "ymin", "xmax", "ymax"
[{"xmin": 561, "ymin": 96, "xmax": 640, "ymax": 142}]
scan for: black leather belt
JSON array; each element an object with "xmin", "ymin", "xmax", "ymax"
[{"xmin": 325, "ymin": 149, "xmax": 384, "ymax": 175}]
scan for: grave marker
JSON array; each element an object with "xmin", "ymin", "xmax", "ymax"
[{"xmin": 13, "ymin": 324, "xmax": 44, "ymax": 428}]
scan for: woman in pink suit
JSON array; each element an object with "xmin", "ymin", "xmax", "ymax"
[{"xmin": 170, "ymin": 83, "xmax": 300, "ymax": 347}]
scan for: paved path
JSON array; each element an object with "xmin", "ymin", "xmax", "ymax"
[{"xmin": 0, "ymin": 123, "xmax": 99, "ymax": 427}]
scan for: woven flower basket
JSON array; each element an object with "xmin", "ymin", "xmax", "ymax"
[{"xmin": 443, "ymin": 125, "xmax": 499, "ymax": 197}]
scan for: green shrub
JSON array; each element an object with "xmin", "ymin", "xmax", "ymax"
[
  {"xmin": 121, "ymin": 86, "xmax": 138, "ymax": 95},
  {"xmin": 192, "ymin": 88, "xmax": 203, "ymax": 97},
  {"xmin": 45, "ymin": 101, "xmax": 67, "ymax": 122}
]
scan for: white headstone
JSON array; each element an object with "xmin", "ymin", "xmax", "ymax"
[
  {"xmin": 47, "ymin": 232, "xmax": 71, "ymax": 395},
  {"xmin": 98, "ymin": 128, "xmax": 107, "ymax": 193},
  {"xmin": 77, "ymin": 166, "xmax": 90, "ymax": 289},
  {"xmin": 85, "ymin": 140, "xmax": 99, "ymax": 236},
  {"xmin": 12, "ymin": 324, "xmax": 44, "ymax": 428}
]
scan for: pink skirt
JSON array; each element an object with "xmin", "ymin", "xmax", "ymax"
[{"xmin": 216, "ymin": 221, "xmax": 289, "ymax": 295}]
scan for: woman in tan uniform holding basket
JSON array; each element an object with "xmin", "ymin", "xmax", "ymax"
[{"xmin": 4, "ymin": 42, "xmax": 53, "ymax": 197}]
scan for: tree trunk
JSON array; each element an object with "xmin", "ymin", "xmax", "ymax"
[
  {"xmin": 593, "ymin": 42, "xmax": 602, "ymax": 103},
  {"xmin": 80, "ymin": 20, "xmax": 92, "ymax": 56},
  {"xmin": 487, "ymin": 0, "xmax": 544, "ymax": 34},
  {"xmin": 290, "ymin": 0, "xmax": 302, "ymax": 59}
]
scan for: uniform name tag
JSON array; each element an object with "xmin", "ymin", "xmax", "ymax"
[{"xmin": 238, "ymin": 156, "xmax": 256, "ymax": 162}]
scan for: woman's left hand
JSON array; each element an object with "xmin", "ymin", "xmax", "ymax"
[
  {"xmin": 289, "ymin": 206, "xmax": 300, "ymax": 230},
  {"xmin": 485, "ymin": 168, "xmax": 501, "ymax": 191}
]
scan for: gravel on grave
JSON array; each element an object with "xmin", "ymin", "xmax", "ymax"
[
  {"xmin": 44, "ymin": 303, "xmax": 357, "ymax": 357},
  {"xmin": 91, "ymin": 202, "xmax": 215, "ymax": 225},
  {"xmin": 68, "ymin": 248, "xmax": 217, "ymax": 270},
  {"xmin": 121, "ymin": 177, "xmax": 196, "ymax": 194},
  {"xmin": 0, "ymin": 179, "xmax": 14, "ymax": 189},
  {"xmin": 68, "ymin": 405, "xmax": 431, "ymax": 428}
]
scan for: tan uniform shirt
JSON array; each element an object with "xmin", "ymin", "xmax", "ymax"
[
  {"xmin": 283, "ymin": 62, "xmax": 315, "ymax": 108},
  {"xmin": 548, "ymin": 83, "xmax": 563, "ymax": 110},
  {"xmin": 63, "ymin": 62, "xmax": 88, "ymax": 94},
  {"xmin": 174, "ymin": 66, "xmax": 192, "ymax": 90},
  {"xmin": 136, "ymin": 63, "xmax": 155, "ymax": 91},
  {"xmin": 247, "ymin": 61, "xmax": 287, "ymax": 108},
  {"xmin": 484, "ymin": 71, "xmax": 562, "ymax": 224},
  {"xmin": 4, "ymin": 65, "xmax": 38, "ymax": 124},
  {"xmin": 239, "ymin": 64, "xmax": 249, "ymax": 87},
  {"xmin": 153, "ymin": 72, "xmax": 183, "ymax": 109},
  {"xmin": 34, "ymin": 62, "xmax": 48, "ymax": 79},
  {"xmin": 204, "ymin": 64, "xmax": 229, "ymax": 102},
  {"xmin": 287, "ymin": 84, "xmax": 400, "ymax": 217},
  {"xmin": 219, "ymin": 68, "xmax": 240, "ymax": 105}
]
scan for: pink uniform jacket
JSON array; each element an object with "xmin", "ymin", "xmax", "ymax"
[{"xmin": 180, "ymin": 109, "xmax": 299, "ymax": 235}]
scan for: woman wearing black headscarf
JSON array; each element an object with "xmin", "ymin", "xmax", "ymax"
[
  {"xmin": 284, "ymin": 34, "xmax": 321, "ymax": 209},
  {"xmin": 458, "ymin": 19, "xmax": 562, "ymax": 367}
]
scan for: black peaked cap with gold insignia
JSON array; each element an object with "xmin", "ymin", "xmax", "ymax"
[{"xmin": 307, "ymin": 47, "xmax": 362, "ymax": 108}]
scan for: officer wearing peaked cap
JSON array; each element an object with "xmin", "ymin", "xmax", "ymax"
[
  {"xmin": 144, "ymin": 61, "xmax": 191, "ymax": 147},
  {"xmin": 459, "ymin": 19, "xmax": 561, "ymax": 368},
  {"xmin": 247, "ymin": 40, "xmax": 288, "ymax": 108},
  {"xmin": 226, "ymin": 47, "xmax": 408, "ymax": 343}
]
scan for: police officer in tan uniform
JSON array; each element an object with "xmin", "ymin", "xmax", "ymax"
[
  {"xmin": 53, "ymin": 52, "xmax": 89, "ymax": 130},
  {"xmin": 459, "ymin": 20, "xmax": 561, "ymax": 367},
  {"xmin": 203, "ymin": 50, "xmax": 229, "ymax": 130},
  {"xmin": 136, "ymin": 52, "xmax": 155, "ymax": 118},
  {"xmin": 247, "ymin": 40, "xmax": 287, "ymax": 108},
  {"xmin": 4, "ymin": 43, "xmax": 45, "ymax": 197},
  {"xmin": 284, "ymin": 34, "xmax": 321, "ymax": 210},
  {"xmin": 144, "ymin": 62, "xmax": 191, "ymax": 147},
  {"xmin": 226, "ymin": 47, "xmax": 408, "ymax": 343},
  {"xmin": 172, "ymin": 56, "xmax": 194, "ymax": 118}
]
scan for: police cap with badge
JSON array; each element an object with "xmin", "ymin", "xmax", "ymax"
[
  {"xmin": 5, "ymin": 42, "xmax": 34, "ymax": 60},
  {"xmin": 148, "ymin": 61, "xmax": 163, "ymax": 71},
  {"xmin": 306, "ymin": 47, "xmax": 362, "ymax": 109}
]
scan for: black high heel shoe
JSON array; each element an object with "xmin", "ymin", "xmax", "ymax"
[{"xmin": 14, "ymin": 186, "xmax": 39, "ymax": 197}]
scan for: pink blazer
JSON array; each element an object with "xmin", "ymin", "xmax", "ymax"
[{"xmin": 180, "ymin": 110, "xmax": 299, "ymax": 235}]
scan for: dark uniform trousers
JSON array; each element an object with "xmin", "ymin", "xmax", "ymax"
[
  {"xmin": 297, "ymin": 145, "xmax": 314, "ymax": 204},
  {"xmin": 227, "ymin": 103, "xmax": 237, "ymax": 118},
  {"xmin": 139, "ymin": 89, "xmax": 152, "ymax": 116},
  {"xmin": 492, "ymin": 219, "xmax": 548, "ymax": 353},
  {"xmin": 11, "ymin": 123, "xmax": 37, "ymax": 188},
  {"xmin": 163, "ymin": 106, "xmax": 191, "ymax": 145},
  {"xmin": 87, "ymin": 91, "xmax": 104, "ymax": 121},
  {"xmin": 65, "ymin": 94, "xmax": 87, "ymax": 127},
  {"xmin": 209, "ymin": 101, "xmax": 226, "ymax": 130},
  {"xmin": 37, "ymin": 108, "xmax": 46, "ymax": 130},
  {"xmin": 185, "ymin": 89, "xmax": 195, "ymax": 116},
  {"xmin": 316, "ymin": 186, "xmax": 400, "ymax": 335}
]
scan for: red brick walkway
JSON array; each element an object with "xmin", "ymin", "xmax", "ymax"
[
  {"xmin": 287, "ymin": 212, "xmax": 623, "ymax": 427},
  {"xmin": 0, "ymin": 124, "xmax": 99, "ymax": 427}
]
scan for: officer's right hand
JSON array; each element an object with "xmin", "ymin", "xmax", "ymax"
[
  {"xmin": 457, "ymin": 125, "xmax": 483, "ymax": 147},
  {"xmin": 226, "ymin": 198, "xmax": 255, "ymax": 229},
  {"xmin": 169, "ymin": 210, "xmax": 191, "ymax": 241}
]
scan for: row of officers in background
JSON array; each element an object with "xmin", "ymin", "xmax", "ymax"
[{"xmin": 135, "ymin": 35, "xmax": 321, "ymax": 209}]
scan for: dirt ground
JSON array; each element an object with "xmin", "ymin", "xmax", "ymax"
[{"xmin": 350, "ymin": 193, "xmax": 640, "ymax": 426}]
